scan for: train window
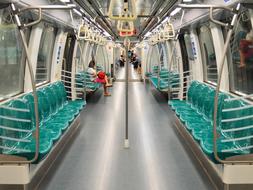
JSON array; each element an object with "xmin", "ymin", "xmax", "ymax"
[
  {"xmin": 198, "ymin": 25, "xmax": 218, "ymax": 84},
  {"xmin": 230, "ymin": 10, "xmax": 253, "ymax": 94},
  {"xmin": 35, "ymin": 24, "xmax": 57, "ymax": 85},
  {"xmin": 0, "ymin": 9, "xmax": 26, "ymax": 100}
]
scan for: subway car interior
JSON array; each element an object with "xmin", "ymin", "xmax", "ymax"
[{"xmin": 1, "ymin": 0, "xmax": 253, "ymax": 189}]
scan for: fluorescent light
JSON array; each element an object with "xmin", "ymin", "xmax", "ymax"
[
  {"xmin": 66, "ymin": 4, "xmax": 76, "ymax": 8},
  {"xmin": 103, "ymin": 31, "xmax": 111, "ymax": 37},
  {"xmin": 80, "ymin": 8, "xmax": 85, "ymax": 13},
  {"xmin": 170, "ymin": 8, "xmax": 182, "ymax": 16},
  {"xmin": 182, "ymin": 0, "xmax": 192, "ymax": 2},
  {"xmin": 161, "ymin": 16, "xmax": 170, "ymax": 24},
  {"xmin": 83, "ymin": 17, "xmax": 90, "ymax": 23},
  {"xmin": 73, "ymin": 8, "xmax": 82, "ymax": 16},
  {"xmin": 144, "ymin": 31, "xmax": 152, "ymax": 37},
  {"xmin": 60, "ymin": 0, "xmax": 71, "ymax": 2}
]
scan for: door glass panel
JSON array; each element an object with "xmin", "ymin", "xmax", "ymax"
[
  {"xmin": 230, "ymin": 10, "xmax": 253, "ymax": 94},
  {"xmin": 198, "ymin": 25, "xmax": 218, "ymax": 84},
  {"xmin": 35, "ymin": 24, "xmax": 57, "ymax": 84}
]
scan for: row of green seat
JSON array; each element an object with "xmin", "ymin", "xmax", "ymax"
[
  {"xmin": 76, "ymin": 72, "xmax": 101, "ymax": 91},
  {"xmin": 145, "ymin": 65, "xmax": 159, "ymax": 77},
  {"xmin": 0, "ymin": 81, "xmax": 86, "ymax": 162},
  {"xmin": 150, "ymin": 69, "xmax": 180, "ymax": 91},
  {"xmin": 169, "ymin": 81, "xmax": 252, "ymax": 162}
]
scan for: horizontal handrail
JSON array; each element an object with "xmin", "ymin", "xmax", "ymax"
[
  {"xmin": 222, "ymin": 145, "xmax": 253, "ymax": 153},
  {"xmin": 0, "ymin": 125, "xmax": 32, "ymax": 133},
  {"xmin": 222, "ymin": 124, "xmax": 253, "ymax": 133},
  {"xmin": 169, "ymin": 75, "xmax": 191, "ymax": 80},
  {"xmin": 64, "ymin": 86, "xmax": 84, "ymax": 90},
  {"xmin": 222, "ymin": 114, "xmax": 253, "ymax": 123},
  {"xmin": 183, "ymin": 70, "xmax": 192, "ymax": 74},
  {"xmin": 0, "ymin": 145, "xmax": 31, "ymax": 152},
  {"xmin": 221, "ymin": 135, "xmax": 253, "ymax": 143},
  {"xmin": 61, "ymin": 79, "xmax": 84, "ymax": 86},
  {"xmin": 177, "ymin": 4, "xmax": 233, "ymax": 11},
  {"xmin": 61, "ymin": 70, "xmax": 72, "ymax": 74},
  {"xmin": 61, "ymin": 75, "xmax": 83, "ymax": 80},
  {"xmin": 207, "ymin": 67, "xmax": 218, "ymax": 70},
  {"xmin": 207, "ymin": 73, "xmax": 218, "ymax": 76},
  {"xmin": 65, "ymin": 90, "xmax": 83, "ymax": 95},
  {"xmin": 0, "ymin": 115, "xmax": 31, "ymax": 123},
  {"xmin": 0, "ymin": 135, "xmax": 31, "ymax": 143},
  {"xmin": 0, "ymin": 105, "xmax": 30, "ymax": 112},
  {"xmin": 36, "ymin": 73, "xmax": 47, "ymax": 76},
  {"xmin": 222, "ymin": 104, "xmax": 253, "ymax": 112},
  {"xmin": 67, "ymin": 96, "xmax": 83, "ymax": 100},
  {"xmin": 225, "ymin": 94, "xmax": 253, "ymax": 102},
  {"xmin": 170, "ymin": 80, "xmax": 189, "ymax": 86}
]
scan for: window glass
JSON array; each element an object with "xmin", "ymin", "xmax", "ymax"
[
  {"xmin": 149, "ymin": 45, "xmax": 159, "ymax": 72},
  {"xmin": 96, "ymin": 45, "xmax": 106, "ymax": 70},
  {"xmin": 0, "ymin": 9, "xmax": 26, "ymax": 100},
  {"xmin": 168, "ymin": 41, "xmax": 179, "ymax": 72},
  {"xmin": 75, "ymin": 41, "xmax": 85, "ymax": 72},
  {"xmin": 184, "ymin": 33, "xmax": 194, "ymax": 61},
  {"xmin": 230, "ymin": 10, "xmax": 253, "ymax": 94},
  {"xmin": 158, "ymin": 43, "xmax": 168, "ymax": 69},
  {"xmin": 35, "ymin": 24, "xmax": 57, "ymax": 84},
  {"xmin": 198, "ymin": 25, "xmax": 218, "ymax": 84}
]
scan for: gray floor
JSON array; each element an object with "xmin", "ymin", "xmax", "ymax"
[
  {"xmin": 115, "ymin": 64, "xmax": 141, "ymax": 81},
  {"xmin": 38, "ymin": 69, "xmax": 214, "ymax": 190}
]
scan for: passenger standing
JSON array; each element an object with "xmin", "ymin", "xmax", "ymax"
[{"xmin": 119, "ymin": 55, "xmax": 125, "ymax": 67}]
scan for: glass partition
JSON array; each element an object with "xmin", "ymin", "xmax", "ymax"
[
  {"xmin": 158, "ymin": 43, "xmax": 168, "ymax": 69},
  {"xmin": 230, "ymin": 10, "xmax": 253, "ymax": 94},
  {"xmin": 198, "ymin": 25, "xmax": 218, "ymax": 84},
  {"xmin": 75, "ymin": 41, "xmax": 85, "ymax": 72},
  {"xmin": 35, "ymin": 24, "xmax": 57, "ymax": 84},
  {"xmin": 184, "ymin": 33, "xmax": 195, "ymax": 61}
]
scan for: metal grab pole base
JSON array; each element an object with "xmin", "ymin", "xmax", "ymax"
[{"xmin": 124, "ymin": 139, "xmax": 130, "ymax": 149}]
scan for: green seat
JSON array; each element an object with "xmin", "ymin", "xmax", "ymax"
[
  {"xmin": 145, "ymin": 72, "xmax": 152, "ymax": 77},
  {"xmin": 150, "ymin": 77, "xmax": 158, "ymax": 89},
  {"xmin": 179, "ymin": 111, "xmax": 204, "ymax": 124},
  {"xmin": 150, "ymin": 77, "xmax": 169, "ymax": 90},
  {"xmin": 0, "ymin": 81, "xmax": 85, "ymax": 162},
  {"xmin": 191, "ymin": 124, "xmax": 212, "ymax": 141}
]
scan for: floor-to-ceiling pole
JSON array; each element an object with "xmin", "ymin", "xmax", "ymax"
[{"xmin": 124, "ymin": 38, "xmax": 129, "ymax": 148}]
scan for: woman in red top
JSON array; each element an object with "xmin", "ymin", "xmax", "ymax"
[
  {"xmin": 239, "ymin": 29, "xmax": 253, "ymax": 67},
  {"xmin": 88, "ymin": 60, "xmax": 112, "ymax": 96}
]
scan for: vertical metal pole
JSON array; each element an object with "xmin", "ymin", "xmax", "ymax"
[
  {"xmin": 113, "ymin": 47, "xmax": 116, "ymax": 81},
  {"xmin": 124, "ymin": 38, "xmax": 129, "ymax": 148}
]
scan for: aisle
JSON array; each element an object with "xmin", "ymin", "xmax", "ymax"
[
  {"xmin": 39, "ymin": 81, "xmax": 213, "ymax": 190},
  {"xmin": 115, "ymin": 64, "xmax": 141, "ymax": 81}
]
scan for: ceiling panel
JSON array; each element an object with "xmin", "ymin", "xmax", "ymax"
[{"xmin": 79, "ymin": 0, "xmax": 175, "ymax": 39}]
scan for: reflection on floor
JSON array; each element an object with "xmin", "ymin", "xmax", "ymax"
[
  {"xmin": 115, "ymin": 64, "xmax": 142, "ymax": 81},
  {"xmin": 38, "ymin": 81, "xmax": 214, "ymax": 190}
]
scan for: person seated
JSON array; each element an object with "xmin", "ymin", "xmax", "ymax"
[
  {"xmin": 87, "ymin": 60, "xmax": 112, "ymax": 96},
  {"xmin": 239, "ymin": 29, "xmax": 253, "ymax": 68}
]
